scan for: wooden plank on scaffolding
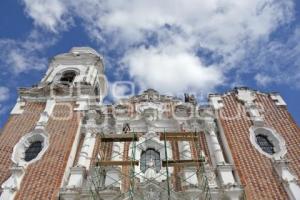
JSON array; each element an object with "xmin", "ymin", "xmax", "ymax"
[
  {"xmin": 162, "ymin": 159, "xmax": 205, "ymax": 167},
  {"xmin": 97, "ymin": 160, "xmax": 139, "ymax": 166},
  {"xmin": 159, "ymin": 132, "xmax": 197, "ymax": 141},
  {"xmin": 100, "ymin": 133, "xmax": 139, "ymax": 142}
]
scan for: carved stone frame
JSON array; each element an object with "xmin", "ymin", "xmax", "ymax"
[
  {"xmin": 249, "ymin": 126, "xmax": 287, "ymax": 159},
  {"xmin": 12, "ymin": 129, "xmax": 49, "ymax": 167}
]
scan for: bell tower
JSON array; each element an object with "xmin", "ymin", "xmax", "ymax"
[
  {"xmin": 41, "ymin": 47, "xmax": 107, "ymax": 104},
  {"xmin": 0, "ymin": 47, "xmax": 107, "ymax": 200}
]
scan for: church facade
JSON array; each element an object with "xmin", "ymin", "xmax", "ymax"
[{"xmin": 0, "ymin": 47, "xmax": 300, "ymax": 200}]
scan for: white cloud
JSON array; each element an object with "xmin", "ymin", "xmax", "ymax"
[
  {"xmin": 0, "ymin": 87, "xmax": 9, "ymax": 102},
  {"xmin": 23, "ymin": 0, "xmax": 71, "ymax": 32},
  {"xmin": 0, "ymin": 86, "xmax": 9, "ymax": 115},
  {"xmin": 67, "ymin": 0, "xmax": 293, "ymax": 54},
  {"xmin": 0, "ymin": 30, "xmax": 56, "ymax": 74},
  {"xmin": 245, "ymin": 27, "xmax": 300, "ymax": 88},
  {"xmin": 21, "ymin": 0, "xmax": 297, "ymax": 93},
  {"xmin": 255, "ymin": 74, "xmax": 274, "ymax": 86},
  {"xmin": 0, "ymin": 104, "xmax": 7, "ymax": 115},
  {"xmin": 122, "ymin": 45, "xmax": 223, "ymax": 94}
]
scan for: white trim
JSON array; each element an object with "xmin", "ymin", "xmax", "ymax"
[
  {"xmin": 47, "ymin": 65, "xmax": 82, "ymax": 84},
  {"xmin": 270, "ymin": 93, "xmax": 287, "ymax": 106},
  {"xmin": 77, "ymin": 131, "xmax": 96, "ymax": 168},
  {"xmin": 0, "ymin": 166, "xmax": 25, "ymax": 200},
  {"xmin": 36, "ymin": 99, "xmax": 56, "ymax": 127},
  {"xmin": 209, "ymin": 95, "xmax": 224, "ymax": 110},
  {"xmin": 273, "ymin": 159, "xmax": 300, "ymax": 200},
  {"xmin": 10, "ymin": 98, "xmax": 25, "ymax": 115},
  {"xmin": 60, "ymin": 120, "xmax": 83, "ymax": 187}
]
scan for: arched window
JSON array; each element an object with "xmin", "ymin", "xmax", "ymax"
[
  {"xmin": 94, "ymin": 85, "xmax": 100, "ymax": 96},
  {"xmin": 60, "ymin": 71, "xmax": 77, "ymax": 83},
  {"xmin": 24, "ymin": 141, "xmax": 43, "ymax": 162},
  {"xmin": 140, "ymin": 149, "xmax": 161, "ymax": 173},
  {"xmin": 256, "ymin": 134, "xmax": 275, "ymax": 155}
]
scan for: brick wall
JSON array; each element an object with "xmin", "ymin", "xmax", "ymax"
[
  {"xmin": 171, "ymin": 141, "xmax": 183, "ymax": 192},
  {"xmin": 121, "ymin": 141, "xmax": 130, "ymax": 192},
  {"xmin": 257, "ymin": 94, "xmax": 300, "ymax": 184},
  {"xmin": 190, "ymin": 132, "xmax": 212, "ymax": 165},
  {"xmin": 11, "ymin": 102, "xmax": 81, "ymax": 200},
  {"xmin": 0, "ymin": 102, "xmax": 45, "ymax": 190},
  {"xmin": 218, "ymin": 92, "xmax": 300, "ymax": 199}
]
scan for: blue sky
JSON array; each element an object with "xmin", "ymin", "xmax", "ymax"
[{"xmin": 0, "ymin": 0, "xmax": 299, "ymax": 128}]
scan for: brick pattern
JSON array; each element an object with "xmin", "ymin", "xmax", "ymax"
[
  {"xmin": 121, "ymin": 142, "xmax": 130, "ymax": 192},
  {"xmin": 14, "ymin": 103, "xmax": 81, "ymax": 200},
  {"xmin": 93, "ymin": 137, "xmax": 113, "ymax": 165},
  {"xmin": 257, "ymin": 94, "xmax": 300, "ymax": 184},
  {"xmin": 171, "ymin": 141, "xmax": 183, "ymax": 192},
  {"xmin": 219, "ymin": 93, "xmax": 288, "ymax": 200},
  {"xmin": 190, "ymin": 132, "xmax": 212, "ymax": 165},
  {"xmin": 0, "ymin": 102, "xmax": 45, "ymax": 191},
  {"xmin": 105, "ymin": 142, "xmax": 113, "ymax": 161}
]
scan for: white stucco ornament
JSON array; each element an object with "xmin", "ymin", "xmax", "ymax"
[
  {"xmin": 144, "ymin": 159, "xmax": 157, "ymax": 180},
  {"xmin": 0, "ymin": 166, "xmax": 25, "ymax": 200},
  {"xmin": 209, "ymin": 95, "xmax": 224, "ymax": 110},
  {"xmin": 236, "ymin": 88, "xmax": 256, "ymax": 104},
  {"xmin": 137, "ymin": 102, "xmax": 163, "ymax": 120}
]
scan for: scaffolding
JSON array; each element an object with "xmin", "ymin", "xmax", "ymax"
[
  {"xmin": 89, "ymin": 130, "xmax": 212, "ymax": 200},
  {"xmin": 89, "ymin": 131, "xmax": 139, "ymax": 200},
  {"xmin": 161, "ymin": 130, "xmax": 211, "ymax": 200}
]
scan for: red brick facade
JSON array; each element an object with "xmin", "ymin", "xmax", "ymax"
[
  {"xmin": 190, "ymin": 132, "xmax": 211, "ymax": 165},
  {"xmin": 3, "ymin": 87, "xmax": 298, "ymax": 199},
  {"xmin": 0, "ymin": 102, "xmax": 45, "ymax": 190},
  {"xmin": 218, "ymin": 91, "xmax": 300, "ymax": 199},
  {"xmin": 257, "ymin": 94, "xmax": 300, "ymax": 184},
  {"xmin": 0, "ymin": 102, "xmax": 81, "ymax": 200}
]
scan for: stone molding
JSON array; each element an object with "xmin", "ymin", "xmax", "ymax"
[{"xmin": 249, "ymin": 126, "xmax": 287, "ymax": 159}]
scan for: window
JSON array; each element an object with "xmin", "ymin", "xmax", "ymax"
[
  {"xmin": 94, "ymin": 85, "xmax": 99, "ymax": 96},
  {"xmin": 24, "ymin": 141, "xmax": 43, "ymax": 162},
  {"xmin": 60, "ymin": 71, "xmax": 77, "ymax": 83},
  {"xmin": 250, "ymin": 126, "xmax": 287, "ymax": 159},
  {"xmin": 12, "ymin": 131, "xmax": 49, "ymax": 166},
  {"xmin": 256, "ymin": 134, "xmax": 275, "ymax": 155},
  {"xmin": 140, "ymin": 149, "xmax": 161, "ymax": 173}
]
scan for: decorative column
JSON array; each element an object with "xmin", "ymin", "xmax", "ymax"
[
  {"xmin": 206, "ymin": 119, "xmax": 235, "ymax": 185},
  {"xmin": 104, "ymin": 141, "xmax": 123, "ymax": 189},
  {"xmin": 273, "ymin": 158, "xmax": 300, "ymax": 200},
  {"xmin": 0, "ymin": 166, "xmax": 25, "ymax": 200},
  {"xmin": 77, "ymin": 131, "xmax": 96, "ymax": 167},
  {"xmin": 67, "ymin": 112, "xmax": 96, "ymax": 188},
  {"xmin": 179, "ymin": 141, "xmax": 198, "ymax": 186}
]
